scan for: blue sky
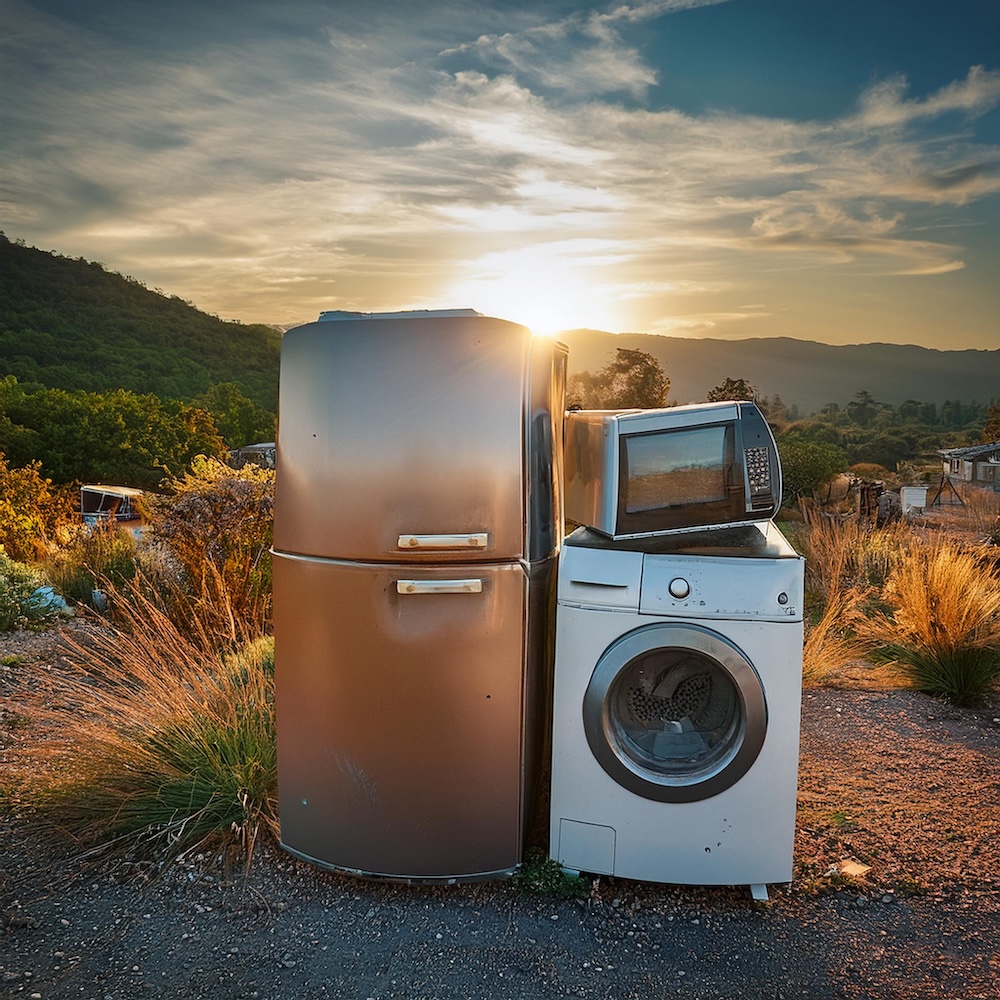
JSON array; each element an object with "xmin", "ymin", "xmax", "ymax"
[{"xmin": 2, "ymin": 0, "xmax": 999, "ymax": 349}]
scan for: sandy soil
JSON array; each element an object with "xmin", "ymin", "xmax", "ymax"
[{"xmin": 2, "ymin": 621, "xmax": 999, "ymax": 999}]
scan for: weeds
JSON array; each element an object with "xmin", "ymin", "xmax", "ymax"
[
  {"xmin": 4, "ymin": 604, "xmax": 277, "ymax": 866},
  {"xmin": 855, "ymin": 534, "xmax": 1000, "ymax": 703},
  {"xmin": 513, "ymin": 848, "xmax": 591, "ymax": 899}
]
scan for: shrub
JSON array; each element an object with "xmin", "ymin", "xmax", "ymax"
[
  {"xmin": 0, "ymin": 548, "xmax": 69, "ymax": 631},
  {"xmin": 0, "ymin": 453, "xmax": 75, "ymax": 561},
  {"xmin": 43, "ymin": 522, "xmax": 139, "ymax": 607},
  {"xmin": 855, "ymin": 536, "xmax": 1000, "ymax": 704},
  {"xmin": 5, "ymin": 598, "xmax": 277, "ymax": 865},
  {"xmin": 141, "ymin": 456, "xmax": 274, "ymax": 636}
]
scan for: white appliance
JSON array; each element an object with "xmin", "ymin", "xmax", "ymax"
[{"xmin": 549, "ymin": 523, "xmax": 804, "ymax": 897}]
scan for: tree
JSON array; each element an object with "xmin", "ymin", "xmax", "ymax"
[
  {"xmin": 196, "ymin": 382, "xmax": 276, "ymax": 449},
  {"xmin": 0, "ymin": 376, "xmax": 225, "ymax": 487},
  {"xmin": 846, "ymin": 390, "xmax": 884, "ymax": 428},
  {"xmin": 777, "ymin": 437, "xmax": 848, "ymax": 504},
  {"xmin": 567, "ymin": 349, "xmax": 670, "ymax": 409},
  {"xmin": 983, "ymin": 403, "xmax": 1000, "ymax": 443},
  {"xmin": 706, "ymin": 377, "xmax": 757, "ymax": 402}
]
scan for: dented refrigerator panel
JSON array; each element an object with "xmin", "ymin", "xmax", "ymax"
[{"xmin": 273, "ymin": 312, "xmax": 566, "ymax": 880}]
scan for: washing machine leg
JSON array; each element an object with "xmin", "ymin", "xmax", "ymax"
[{"xmin": 750, "ymin": 884, "xmax": 769, "ymax": 903}]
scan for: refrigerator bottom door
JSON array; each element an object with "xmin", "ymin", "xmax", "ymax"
[{"xmin": 273, "ymin": 552, "xmax": 530, "ymax": 880}]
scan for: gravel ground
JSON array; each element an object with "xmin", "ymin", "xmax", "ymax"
[{"xmin": 2, "ymin": 626, "xmax": 1000, "ymax": 1000}]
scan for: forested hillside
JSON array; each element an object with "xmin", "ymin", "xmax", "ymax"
[{"xmin": 0, "ymin": 234, "xmax": 280, "ymax": 411}]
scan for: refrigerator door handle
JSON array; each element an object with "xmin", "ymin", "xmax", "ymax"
[
  {"xmin": 397, "ymin": 533, "xmax": 488, "ymax": 550},
  {"xmin": 396, "ymin": 579, "xmax": 484, "ymax": 595}
]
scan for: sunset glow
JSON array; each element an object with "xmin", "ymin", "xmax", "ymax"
[{"xmin": 1, "ymin": 1, "xmax": 998, "ymax": 349}]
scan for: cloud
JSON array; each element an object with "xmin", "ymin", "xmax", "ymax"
[
  {"xmin": 855, "ymin": 66, "xmax": 1000, "ymax": 129},
  {"xmin": 0, "ymin": 0, "xmax": 997, "ymax": 340}
]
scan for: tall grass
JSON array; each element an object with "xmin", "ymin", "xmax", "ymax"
[
  {"xmin": 42, "ymin": 521, "xmax": 139, "ymax": 607},
  {"xmin": 3, "ymin": 591, "xmax": 277, "ymax": 866},
  {"xmin": 855, "ymin": 535, "xmax": 1000, "ymax": 704}
]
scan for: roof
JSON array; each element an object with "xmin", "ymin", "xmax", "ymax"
[
  {"xmin": 938, "ymin": 441, "xmax": 1000, "ymax": 460},
  {"xmin": 80, "ymin": 484, "xmax": 144, "ymax": 497}
]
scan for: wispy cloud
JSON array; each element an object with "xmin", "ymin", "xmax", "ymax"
[{"xmin": 0, "ymin": 0, "xmax": 997, "ymax": 345}]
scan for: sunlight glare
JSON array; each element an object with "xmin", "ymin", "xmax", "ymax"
[{"xmin": 444, "ymin": 246, "xmax": 623, "ymax": 336}]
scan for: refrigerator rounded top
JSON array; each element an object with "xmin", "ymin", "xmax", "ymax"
[{"xmin": 273, "ymin": 313, "xmax": 566, "ymax": 564}]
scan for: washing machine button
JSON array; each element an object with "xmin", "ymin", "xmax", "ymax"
[{"xmin": 668, "ymin": 577, "xmax": 691, "ymax": 599}]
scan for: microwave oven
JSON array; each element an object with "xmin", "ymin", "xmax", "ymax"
[{"xmin": 564, "ymin": 401, "xmax": 782, "ymax": 539}]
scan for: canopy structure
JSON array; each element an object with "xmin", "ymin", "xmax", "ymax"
[{"xmin": 80, "ymin": 484, "xmax": 144, "ymax": 523}]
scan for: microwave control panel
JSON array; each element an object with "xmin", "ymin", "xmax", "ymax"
[{"xmin": 745, "ymin": 445, "xmax": 772, "ymax": 497}]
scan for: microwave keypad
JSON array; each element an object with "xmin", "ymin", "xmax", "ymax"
[{"xmin": 745, "ymin": 447, "xmax": 771, "ymax": 495}]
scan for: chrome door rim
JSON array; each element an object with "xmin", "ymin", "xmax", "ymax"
[{"xmin": 583, "ymin": 622, "xmax": 767, "ymax": 802}]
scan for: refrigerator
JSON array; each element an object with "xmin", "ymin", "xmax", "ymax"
[{"xmin": 272, "ymin": 311, "xmax": 567, "ymax": 881}]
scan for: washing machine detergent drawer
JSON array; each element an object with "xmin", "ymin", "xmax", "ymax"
[
  {"xmin": 558, "ymin": 545, "xmax": 643, "ymax": 610},
  {"xmin": 640, "ymin": 552, "xmax": 803, "ymax": 622}
]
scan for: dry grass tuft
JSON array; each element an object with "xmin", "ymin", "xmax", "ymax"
[
  {"xmin": 3, "ymin": 598, "xmax": 277, "ymax": 867},
  {"xmin": 853, "ymin": 534, "xmax": 1000, "ymax": 703}
]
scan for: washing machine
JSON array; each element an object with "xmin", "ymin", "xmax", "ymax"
[{"xmin": 549, "ymin": 522, "xmax": 804, "ymax": 895}]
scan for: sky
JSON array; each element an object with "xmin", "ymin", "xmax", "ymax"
[{"xmin": 2, "ymin": 0, "xmax": 999, "ymax": 349}]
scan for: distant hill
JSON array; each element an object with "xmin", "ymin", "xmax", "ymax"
[
  {"xmin": 0, "ymin": 235, "xmax": 281, "ymax": 410},
  {"xmin": 2, "ymin": 234, "xmax": 994, "ymax": 417},
  {"xmin": 559, "ymin": 329, "xmax": 999, "ymax": 413}
]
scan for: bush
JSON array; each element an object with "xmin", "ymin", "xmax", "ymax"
[
  {"xmin": 855, "ymin": 536, "xmax": 1000, "ymax": 704},
  {"xmin": 43, "ymin": 522, "xmax": 139, "ymax": 607},
  {"xmin": 141, "ymin": 457, "xmax": 274, "ymax": 636},
  {"xmin": 0, "ymin": 548, "xmax": 69, "ymax": 631},
  {"xmin": 0, "ymin": 453, "xmax": 75, "ymax": 561}
]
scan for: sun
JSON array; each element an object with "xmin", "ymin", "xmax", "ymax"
[{"xmin": 443, "ymin": 245, "xmax": 624, "ymax": 336}]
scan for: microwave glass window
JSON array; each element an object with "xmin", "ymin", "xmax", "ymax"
[{"xmin": 624, "ymin": 426, "xmax": 729, "ymax": 512}]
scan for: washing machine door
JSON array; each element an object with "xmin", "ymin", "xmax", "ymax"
[{"xmin": 583, "ymin": 623, "xmax": 766, "ymax": 803}]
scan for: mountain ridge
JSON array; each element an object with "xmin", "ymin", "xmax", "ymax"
[
  {"xmin": 0, "ymin": 234, "xmax": 994, "ymax": 415},
  {"xmin": 557, "ymin": 328, "xmax": 998, "ymax": 411}
]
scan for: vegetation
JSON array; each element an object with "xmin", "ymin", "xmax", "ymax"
[
  {"xmin": 0, "ymin": 233, "xmax": 280, "ymax": 411},
  {"xmin": 567, "ymin": 348, "xmax": 670, "ymax": 409},
  {"xmin": 856, "ymin": 535, "xmax": 1000, "ymax": 704},
  {"xmin": 0, "ymin": 548, "xmax": 69, "ymax": 631},
  {"xmin": 5, "ymin": 611, "xmax": 277, "ymax": 866},
  {"xmin": 791, "ymin": 497, "xmax": 1000, "ymax": 703},
  {"xmin": 0, "ymin": 376, "xmax": 226, "ymax": 487},
  {"xmin": 141, "ymin": 457, "xmax": 275, "ymax": 636},
  {"xmin": 513, "ymin": 848, "xmax": 591, "ymax": 899},
  {"xmin": 0, "ymin": 452, "xmax": 75, "ymax": 561},
  {"xmin": 43, "ymin": 520, "xmax": 139, "ymax": 607}
]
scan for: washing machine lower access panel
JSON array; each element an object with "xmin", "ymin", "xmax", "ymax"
[{"xmin": 549, "ymin": 605, "xmax": 802, "ymax": 887}]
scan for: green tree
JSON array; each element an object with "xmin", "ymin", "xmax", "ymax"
[
  {"xmin": 196, "ymin": 382, "xmax": 276, "ymax": 449},
  {"xmin": 567, "ymin": 349, "xmax": 670, "ymax": 409},
  {"xmin": 0, "ymin": 376, "xmax": 225, "ymax": 487},
  {"xmin": 706, "ymin": 377, "xmax": 757, "ymax": 402},
  {"xmin": 777, "ymin": 437, "xmax": 848, "ymax": 503},
  {"xmin": 983, "ymin": 403, "xmax": 1000, "ymax": 442}
]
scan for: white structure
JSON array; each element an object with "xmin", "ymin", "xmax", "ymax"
[{"xmin": 549, "ymin": 522, "xmax": 804, "ymax": 900}]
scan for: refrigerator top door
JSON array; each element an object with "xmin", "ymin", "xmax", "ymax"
[{"xmin": 275, "ymin": 314, "xmax": 545, "ymax": 563}]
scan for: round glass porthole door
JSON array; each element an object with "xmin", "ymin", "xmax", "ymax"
[{"xmin": 583, "ymin": 623, "xmax": 767, "ymax": 802}]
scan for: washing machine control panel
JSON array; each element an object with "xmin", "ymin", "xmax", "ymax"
[{"xmin": 641, "ymin": 553, "xmax": 803, "ymax": 621}]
